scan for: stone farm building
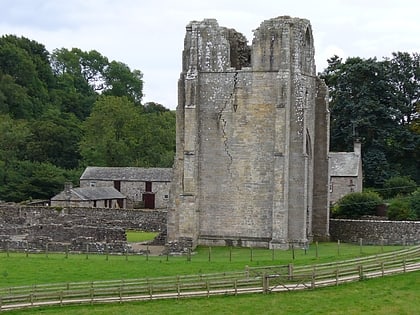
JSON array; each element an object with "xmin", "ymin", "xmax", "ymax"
[
  {"xmin": 79, "ymin": 167, "xmax": 172, "ymax": 209},
  {"xmin": 51, "ymin": 183, "xmax": 126, "ymax": 208},
  {"xmin": 167, "ymin": 16, "xmax": 331, "ymax": 249}
]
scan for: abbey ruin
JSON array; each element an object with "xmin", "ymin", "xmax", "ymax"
[{"xmin": 167, "ymin": 16, "xmax": 330, "ymax": 249}]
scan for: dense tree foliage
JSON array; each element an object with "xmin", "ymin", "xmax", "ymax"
[
  {"xmin": 320, "ymin": 53, "xmax": 420, "ymax": 187},
  {"xmin": 332, "ymin": 191, "xmax": 383, "ymax": 219},
  {"xmin": 0, "ymin": 35, "xmax": 174, "ymax": 202},
  {"xmin": 380, "ymin": 176, "xmax": 417, "ymax": 199},
  {"xmin": 1, "ymin": 34, "xmax": 418, "ymax": 203}
]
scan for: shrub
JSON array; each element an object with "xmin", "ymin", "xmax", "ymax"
[
  {"xmin": 408, "ymin": 189, "xmax": 420, "ymax": 219},
  {"xmin": 333, "ymin": 191, "xmax": 383, "ymax": 219},
  {"xmin": 387, "ymin": 198, "xmax": 416, "ymax": 221},
  {"xmin": 381, "ymin": 176, "xmax": 417, "ymax": 199}
]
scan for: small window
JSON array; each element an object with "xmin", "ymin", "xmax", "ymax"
[
  {"xmin": 164, "ymin": 194, "xmax": 169, "ymax": 199},
  {"xmin": 90, "ymin": 181, "xmax": 96, "ymax": 187},
  {"xmin": 145, "ymin": 181, "xmax": 152, "ymax": 192}
]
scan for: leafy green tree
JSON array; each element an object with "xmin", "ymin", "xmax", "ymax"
[
  {"xmin": 409, "ymin": 189, "xmax": 420, "ymax": 219},
  {"xmin": 80, "ymin": 96, "xmax": 141, "ymax": 166},
  {"xmin": 25, "ymin": 110, "xmax": 82, "ymax": 169},
  {"xmin": 0, "ymin": 71, "xmax": 32, "ymax": 118},
  {"xmin": 143, "ymin": 102, "xmax": 170, "ymax": 114},
  {"xmin": 387, "ymin": 198, "xmax": 416, "ymax": 221},
  {"xmin": 50, "ymin": 48, "xmax": 103, "ymax": 119},
  {"xmin": 80, "ymin": 96, "xmax": 175, "ymax": 167},
  {"xmin": 0, "ymin": 36, "xmax": 53, "ymax": 118},
  {"xmin": 321, "ymin": 54, "xmax": 420, "ymax": 187},
  {"xmin": 333, "ymin": 191, "xmax": 383, "ymax": 219},
  {"xmin": 0, "ymin": 160, "xmax": 67, "ymax": 202},
  {"xmin": 0, "ymin": 114, "xmax": 30, "ymax": 162},
  {"xmin": 381, "ymin": 176, "xmax": 417, "ymax": 199},
  {"xmin": 103, "ymin": 61, "xmax": 143, "ymax": 105},
  {"xmin": 132, "ymin": 110, "xmax": 176, "ymax": 167}
]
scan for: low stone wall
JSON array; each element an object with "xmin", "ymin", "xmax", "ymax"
[
  {"xmin": 0, "ymin": 205, "xmax": 167, "ymax": 253},
  {"xmin": 330, "ymin": 219, "xmax": 420, "ymax": 245}
]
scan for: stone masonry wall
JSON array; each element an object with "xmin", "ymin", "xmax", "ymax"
[
  {"xmin": 168, "ymin": 16, "xmax": 330, "ymax": 249},
  {"xmin": 0, "ymin": 205, "xmax": 167, "ymax": 252},
  {"xmin": 330, "ymin": 219, "xmax": 420, "ymax": 245}
]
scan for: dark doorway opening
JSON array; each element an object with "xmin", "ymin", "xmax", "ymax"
[{"xmin": 143, "ymin": 193, "xmax": 155, "ymax": 209}]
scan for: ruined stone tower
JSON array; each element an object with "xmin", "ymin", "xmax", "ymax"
[{"xmin": 167, "ymin": 16, "xmax": 330, "ymax": 249}]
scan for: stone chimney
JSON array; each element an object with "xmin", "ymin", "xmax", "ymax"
[
  {"xmin": 64, "ymin": 182, "xmax": 73, "ymax": 193},
  {"xmin": 354, "ymin": 139, "xmax": 361, "ymax": 156}
]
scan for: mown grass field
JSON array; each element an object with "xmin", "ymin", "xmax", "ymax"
[
  {"xmin": 0, "ymin": 243, "xmax": 405, "ymax": 287},
  {"xmin": 3, "ymin": 271, "xmax": 419, "ymax": 314},
  {"xmin": 1, "ymin": 243, "xmax": 417, "ymax": 314}
]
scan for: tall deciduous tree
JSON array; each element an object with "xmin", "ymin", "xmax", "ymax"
[
  {"xmin": 80, "ymin": 97, "xmax": 175, "ymax": 167},
  {"xmin": 321, "ymin": 54, "xmax": 420, "ymax": 187},
  {"xmin": 0, "ymin": 35, "xmax": 53, "ymax": 119}
]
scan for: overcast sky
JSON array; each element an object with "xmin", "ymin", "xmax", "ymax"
[{"xmin": 1, "ymin": 0, "xmax": 419, "ymax": 109}]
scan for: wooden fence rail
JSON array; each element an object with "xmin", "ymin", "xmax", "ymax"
[{"xmin": 1, "ymin": 245, "xmax": 419, "ymax": 311}]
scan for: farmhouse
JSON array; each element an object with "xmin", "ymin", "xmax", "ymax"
[
  {"xmin": 329, "ymin": 140, "xmax": 363, "ymax": 205},
  {"xmin": 79, "ymin": 166, "xmax": 172, "ymax": 209}
]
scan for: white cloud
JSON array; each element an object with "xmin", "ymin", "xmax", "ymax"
[{"xmin": 1, "ymin": 0, "xmax": 419, "ymax": 109}]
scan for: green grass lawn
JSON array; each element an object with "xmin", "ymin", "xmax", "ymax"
[
  {"xmin": 125, "ymin": 230, "xmax": 158, "ymax": 242},
  {"xmin": 3, "ymin": 271, "xmax": 419, "ymax": 314},
  {"xmin": 0, "ymin": 243, "xmax": 404, "ymax": 288}
]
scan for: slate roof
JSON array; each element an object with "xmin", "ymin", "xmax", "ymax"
[
  {"xmin": 51, "ymin": 187, "xmax": 126, "ymax": 201},
  {"xmin": 80, "ymin": 167, "xmax": 173, "ymax": 182},
  {"xmin": 329, "ymin": 152, "xmax": 361, "ymax": 177}
]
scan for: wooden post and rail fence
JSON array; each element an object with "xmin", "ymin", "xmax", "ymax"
[{"xmin": 1, "ymin": 245, "xmax": 419, "ymax": 311}]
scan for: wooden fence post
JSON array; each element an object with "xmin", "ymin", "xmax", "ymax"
[
  {"xmin": 380, "ymin": 237, "xmax": 384, "ymax": 253},
  {"xmin": 335, "ymin": 268, "xmax": 339, "ymax": 286},
  {"xmin": 337, "ymin": 240, "xmax": 340, "ymax": 256},
  {"xmin": 149, "ymin": 281, "xmax": 153, "ymax": 300},
  {"xmin": 359, "ymin": 238, "xmax": 363, "ymax": 255},
  {"xmin": 86, "ymin": 244, "xmax": 89, "ymax": 260},
  {"xmin": 311, "ymin": 269, "xmax": 316, "ymax": 289},
  {"xmin": 177, "ymin": 276, "xmax": 180, "ymax": 298},
  {"xmin": 358, "ymin": 265, "xmax": 364, "ymax": 280},
  {"xmin": 263, "ymin": 273, "xmax": 268, "ymax": 293},
  {"xmin": 288, "ymin": 263, "xmax": 294, "ymax": 280}
]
